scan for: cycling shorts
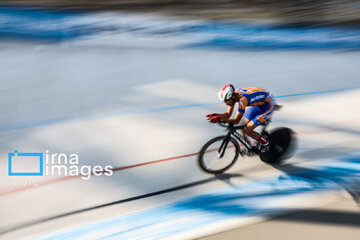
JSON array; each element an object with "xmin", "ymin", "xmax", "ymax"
[{"xmin": 244, "ymin": 101, "xmax": 274, "ymax": 126}]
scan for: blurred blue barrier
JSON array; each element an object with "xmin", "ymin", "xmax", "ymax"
[
  {"xmin": 0, "ymin": 6, "xmax": 91, "ymax": 40},
  {"xmin": 1, "ymin": 6, "xmax": 360, "ymax": 49},
  {"xmin": 181, "ymin": 23, "xmax": 360, "ymax": 50}
]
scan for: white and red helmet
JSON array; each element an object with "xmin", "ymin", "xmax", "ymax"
[{"xmin": 218, "ymin": 84, "xmax": 235, "ymax": 102}]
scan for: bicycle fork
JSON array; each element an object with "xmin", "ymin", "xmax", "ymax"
[{"xmin": 218, "ymin": 133, "xmax": 231, "ymax": 158}]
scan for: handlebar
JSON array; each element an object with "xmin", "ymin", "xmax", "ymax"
[
  {"xmin": 218, "ymin": 122, "xmax": 245, "ymax": 130},
  {"xmin": 217, "ymin": 119, "xmax": 271, "ymax": 130}
]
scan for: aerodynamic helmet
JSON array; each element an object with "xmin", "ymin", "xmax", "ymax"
[{"xmin": 218, "ymin": 84, "xmax": 235, "ymax": 102}]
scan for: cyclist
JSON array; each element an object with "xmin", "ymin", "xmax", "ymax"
[{"xmin": 206, "ymin": 84, "xmax": 276, "ymax": 151}]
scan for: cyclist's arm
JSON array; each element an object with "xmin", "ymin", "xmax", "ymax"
[
  {"xmin": 218, "ymin": 104, "xmax": 234, "ymax": 121},
  {"xmin": 225, "ymin": 96, "xmax": 246, "ymax": 124},
  {"xmin": 226, "ymin": 111, "xmax": 243, "ymax": 124}
]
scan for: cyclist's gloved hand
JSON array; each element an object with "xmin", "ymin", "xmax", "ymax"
[
  {"xmin": 206, "ymin": 113, "xmax": 218, "ymax": 118},
  {"xmin": 209, "ymin": 115, "xmax": 221, "ymax": 123}
]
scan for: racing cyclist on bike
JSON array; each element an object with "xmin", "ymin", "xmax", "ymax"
[{"xmin": 206, "ymin": 84, "xmax": 276, "ymax": 152}]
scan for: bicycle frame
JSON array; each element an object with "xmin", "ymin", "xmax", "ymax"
[
  {"xmin": 218, "ymin": 121, "xmax": 270, "ymax": 157},
  {"xmin": 231, "ymin": 129, "xmax": 252, "ymax": 150},
  {"xmin": 198, "ymin": 119, "xmax": 294, "ymax": 174}
]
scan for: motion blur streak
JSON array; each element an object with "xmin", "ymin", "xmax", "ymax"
[
  {"xmin": 1, "ymin": 6, "xmax": 360, "ymax": 49},
  {"xmin": 31, "ymin": 152, "xmax": 360, "ymax": 240},
  {"xmin": 1, "ymin": 2, "xmax": 360, "ymax": 240},
  {"xmin": 0, "ymin": 87, "xmax": 357, "ymax": 133},
  {"xmin": 0, "ymin": 117, "xmax": 357, "ymax": 198}
]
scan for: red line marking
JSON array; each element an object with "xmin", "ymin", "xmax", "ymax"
[
  {"xmin": 1, "ymin": 119, "xmax": 358, "ymax": 197},
  {"xmin": 112, "ymin": 152, "xmax": 199, "ymax": 171},
  {"xmin": 0, "ymin": 152, "xmax": 200, "ymax": 197}
]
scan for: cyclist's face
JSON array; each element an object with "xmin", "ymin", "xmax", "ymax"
[{"xmin": 225, "ymin": 94, "xmax": 237, "ymax": 106}]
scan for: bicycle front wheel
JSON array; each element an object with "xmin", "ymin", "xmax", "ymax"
[{"xmin": 198, "ymin": 136, "xmax": 240, "ymax": 174}]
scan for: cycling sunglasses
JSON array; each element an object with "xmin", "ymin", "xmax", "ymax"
[{"xmin": 225, "ymin": 95, "xmax": 237, "ymax": 105}]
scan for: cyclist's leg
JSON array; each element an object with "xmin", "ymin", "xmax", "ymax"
[
  {"xmin": 243, "ymin": 106, "xmax": 261, "ymax": 145},
  {"xmin": 245, "ymin": 102, "xmax": 274, "ymax": 144},
  {"xmin": 256, "ymin": 97, "xmax": 275, "ymax": 128},
  {"xmin": 241, "ymin": 117, "xmax": 252, "ymax": 145},
  {"xmin": 244, "ymin": 120, "xmax": 261, "ymax": 141},
  {"xmin": 244, "ymin": 120, "xmax": 268, "ymax": 153}
]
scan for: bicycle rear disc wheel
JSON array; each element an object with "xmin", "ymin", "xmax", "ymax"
[
  {"xmin": 260, "ymin": 127, "xmax": 296, "ymax": 164},
  {"xmin": 198, "ymin": 136, "xmax": 240, "ymax": 174}
]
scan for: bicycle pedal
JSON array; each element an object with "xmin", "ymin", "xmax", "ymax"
[
  {"xmin": 240, "ymin": 148, "xmax": 247, "ymax": 156},
  {"xmin": 251, "ymin": 146, "xmax": 260, "ymax": 154},
  {"xmin": 245, "ymin": 150, "xmax": 256, "ymax": 157},
  {"xmin": 260, "ymin": 144, "xmax": 270, "ymax": 154}
]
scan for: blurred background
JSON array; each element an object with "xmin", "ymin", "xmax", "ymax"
[
  {"xmin": 0, "ymin": 1, "xmax": 359, "ymax": 240},
  {"xmin": 2, "ymin": 0, "xmax": 360, "ymax": 25}
]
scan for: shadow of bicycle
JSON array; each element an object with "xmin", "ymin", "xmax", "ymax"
[{"xmin": 271, "ymin": 151, "xmax": 360, "ymax": 206}]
